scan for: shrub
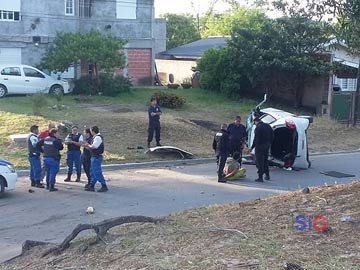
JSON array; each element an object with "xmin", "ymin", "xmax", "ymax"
[
  {"xmin": 73, "ymin": 74, "xmax": 132, "ymax": 96},
  {"xmin": 73, "ymin": 75, "xmax": 98, "ymax": 95},
  {"xmin": 152, "ymin": 91, "xmax": 186, "ymax": 109},
  {"xmin": 99, "ymin": 74, "xmax": 132, "ymax": 96},
  {"xmin": 32, "ymin": 92, "xmax": 48, "ymax": 115},
  {"xmin": 167, "ymin": 83, "xmax": 180, "ymax": 89}
]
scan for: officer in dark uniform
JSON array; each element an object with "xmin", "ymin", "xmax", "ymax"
[
  {"xmin": 64, "ymin": 125, "xmax": 84, "ymax": 182},
  {"xmin": 250, "ymin": 117, "xmax": 274, "ymax": 182},
  {"xmin": 27, "ymin": 125, "xmax": 44, "ymax": 188},
  {"xmin": 227, "ymin": 116, "xmax": 247, "ymax": 165},
  {"xmin": 212, "ymin": 123, "xmax": 230, "ymax": 183},
  {"xmin": 81, "ymin": 128, "xmax": 93, "ymax": 188},
  {"xmin": 37, "ymin": 128, "xmax": 64, "ymax": 191},
  {"xmin": 147, "ymin": 97, "xmax": 162, "ymax": 148},
  {"xmin": 84, "ymin": 126, "xmax": 108, "ymax": 192}
]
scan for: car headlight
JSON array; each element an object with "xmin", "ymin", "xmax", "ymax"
[{"xmin": 6, "ymin": 164, "xmax": 16, "ymax": 173}]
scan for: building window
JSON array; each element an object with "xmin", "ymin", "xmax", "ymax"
[
  {"xmin": 65, "ymin": 0, "xmax": 75, "ymax": 16},
  {"xmin": 334, "ymin": 76, "xmax": 357, "ymax": 91},
  {"xmin": 79, "ymin": 0, "xmax": 91, "ymax": 18},
  {"xmin": 116, "ymin": 0, "xmax": 137, "ymax": 19},
  {"xmin": 0, "ymin": 10, "xmax": 20, "ymax": 21}
]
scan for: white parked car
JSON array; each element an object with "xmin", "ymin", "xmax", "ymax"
[
  {"xmin": 0, "ymin": 64, "xmax": 71, "ymax": 98},
  {"xmin": 0, "ymin": 158, "xmax": 17, "ymax": 198},
  {"xmin": 246, "ymin": 95, "xmax": 313, "ymax": 169}
]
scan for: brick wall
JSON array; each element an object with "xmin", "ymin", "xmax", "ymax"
[{"xmin": 127, "ymin": 49, "xmax": 152, "ymax": 85}]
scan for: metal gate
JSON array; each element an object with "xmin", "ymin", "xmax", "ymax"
[{"xmin": 331, "ymin": 91, "xmax": 360, "ymax": 123}]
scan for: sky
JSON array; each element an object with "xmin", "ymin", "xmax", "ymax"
[{"xmin": 154, "ymin": 0, "xmax": 233, "ymax": 18}]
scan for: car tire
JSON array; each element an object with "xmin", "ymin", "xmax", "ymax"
[
  {"xmin": 49, "ymin": 85, "xmax": 64, "ymax": 96},
  {"xmin": 0, "ymin": 84, "xmax": 7, "ymax": 98},
  {"xmin": 0, "ymin": 176, "xmax": 5, "ymax": 198}
]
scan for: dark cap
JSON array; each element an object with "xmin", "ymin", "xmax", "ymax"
[{"xmin": 30, "ymin": 125, "xmax": 39, "ymax": 132}]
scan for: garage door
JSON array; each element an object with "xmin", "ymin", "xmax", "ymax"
[{"xmin": 0, "ymin": 48, "xmax": 22, "ymax": 64}]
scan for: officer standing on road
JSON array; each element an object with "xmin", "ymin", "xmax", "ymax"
[
  {"xmin": 212, "ymin": 123, "xmax": 230, "ymax": 183},
  {"xmin": 38, "ymin": 122, "xmax": 56, "ymax": 183},
  {"xmin": 64, "ymin": 126, "xmax": 84, "ymax": 182},
  {"xmin": 81, "ymin": 128, "xmax": 93, "ymax": 189},
  {"xmin": 37, "ymin": 128, "xmax": 64, "ymax": 191},
  {"xmin": 227, "ymin": 116, "xmax": 247, "ymax": 166},
  {"xmin": 147, "ymin": 97, "xmax": 162, "ymax": 148},
  {"xmin": 250, "ymin": 117, "xmax": 274, "ymax": 182},
  {"xmin": 84, "ymin": 126, "xmax": 108, "ymax": 192},
  {"xmin": 27, "ymin": 125, "xmax": 44, "ymax": 188}
]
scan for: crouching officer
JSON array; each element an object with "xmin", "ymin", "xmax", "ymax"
[
  {"xmin": 250, "ymin": 117, "xmax": 274, "ymax": 182},
  {"xmin": 27, "ymin": 125, "xmax": 44, "ymax": 188},
  {"xmin": 212, "ymin": 124, "xmax": 230, "ymax": 183},
  {"xmin": 37, "ymin": 128, "xmax": 64, "ymax": 191},
  {"xmin": 64, "ymin": 125, "xmax": 84, "ymax": 182},
  {"xmin": 84, "ymin": 126, "xmax": 108, "ymax": 192}
]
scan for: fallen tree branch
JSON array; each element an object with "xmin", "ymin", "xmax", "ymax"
[
  {"xmin": 208, "ymin": 225, "xmax": 248, "ymax": 239},
  {"xmin": 41, "ymin": 215, "xmax": 164, "ymax": 257},
  {"xmin": 315, "ymin": 196, "xmax": 328, "ymax": 204}
]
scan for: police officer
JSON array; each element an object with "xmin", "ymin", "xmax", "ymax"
[
  {"xmin": 212, "ymin": 123, "xmax": 230, "ymax": 183},
  {"xmin": 227, "ymin": 116, "xmax": 247, "ymax": 165},
  {"xmin": 27, "ymin": 125, "xmax": 44, "ymax": 188},
  {"xmin": 84, "ymin": 126, "xmax": 108, "ymax": 192},
  {"xmin": 250, "ymin": 117, "xmax": 274, "ymax": 182},
  {"xmin": 37, "ymin": 128, "xmax": 64, "ymax": 191},
  {"xmin": 147, "ymin": 97, "xmax": 162, "ymax": 148},
  {"xmin": 81, "ymin": 128, "xmax": 93, "ymax": 189},
  {"xmin": 64, "ymin": 125, "xmax": 84, "ymax": 182}
]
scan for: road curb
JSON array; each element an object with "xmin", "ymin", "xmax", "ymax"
[{"xmin": 14, "ymin": 149, "xmax": 360, "ymax": 177}]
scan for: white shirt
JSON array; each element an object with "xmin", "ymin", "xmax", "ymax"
[
  {"xmin": 91, "ymin": 133, "xmax": 102, "ymax": 149},
  {"xmin": 29, "ymin": 133, "xmax": 39, "ymax": 147}
]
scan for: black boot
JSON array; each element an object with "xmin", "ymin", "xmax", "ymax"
[
  {"xmin": 156, "ymin": 142, "xmax": 162, "ymax": 147},
  {"xmin": 49, "ymin": 184, "xmax": 58, "ymax": 192},
  {"xmin": 35, "ymin": 182, "xmax": 45, "ymax": 188},
  {"xmin": 147, "ymin": 142, "xmax": 151, "ymax": 148},
  {"xmin": 31, "ymin": 180, "xmax": 36, "ymax": 187},
  {"xmin": 97, "ymin": 185, "xmax": 108, "ymax": 192},
  {"xmin": 64, "ymin": 173, "xmax": 71, "ymax": 182},
  {"xmin": 75, "ymin": 174, "xmax": 81, "ymax": 182},
  {"xmin": 85, "ymin": 184, "xmax": 95, "ymax": 192},
  {"xmin": 255, "ymin": 177, "xmax": 264, "ymax": 182},
  {"xmin": 265, "ymin": 174, "xmax": 270, "ymax": 181},
  {"xmin": 46, "ymin": 184, "xmax": 49, "ymax": 190}
]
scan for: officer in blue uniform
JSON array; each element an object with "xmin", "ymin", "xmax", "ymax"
[
  {"xmin": 147, "ymin": 97, "xmax": 162, "ymax": 148},
  {"xmin": 227, "ymin": 116, "xmax": 247, "ymax": 165},
  {"xmin": 64, "ymin": 125, "xmax": 84, "ymax": 182},
  {"xmin": 27, "ymin": 125, "xmax": 44, "ymax": 188},
  {"xmin": 84, "ymin": 126, "xmax": 108, "ymax": 192},
  {"xmin": 212, "ymin": 124, "xmax": 230, "ymax": 183},
  {"xmin": 81, "ymin": 128, "xmax": 93, "ymax": 188},
  {"xmin": 37, "ymin": 128, "xmax": 64, "ymax": 191}
]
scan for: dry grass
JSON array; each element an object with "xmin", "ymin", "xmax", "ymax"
[{"xmin": 2, "ymin": 181, "xmax": 360, "ymax": 270}]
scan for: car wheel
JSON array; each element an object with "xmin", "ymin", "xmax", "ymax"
[
  {"xmin": 49, "ymin": 85, "xmax": 64, "ymax": 96},
  {"xmin": 0, "ymin": 176, "xmax": 5, "ymax": 198},
  {"xmin": 0, "ymin": 84, "xmax": 7, "ymax": 98}
]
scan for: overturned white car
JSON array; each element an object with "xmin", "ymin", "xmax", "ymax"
[{"xmin": 246, "ymin": 95, "xmax": 313, "ymax": 169}]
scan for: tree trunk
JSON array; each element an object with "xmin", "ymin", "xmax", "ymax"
[
  {"xmin": 294, "ymin": 82, "xmax": 304, "ymax": 108},
  {"xmin": 352, "ymin": 58, "xmax": 360, "ymax": 126}
]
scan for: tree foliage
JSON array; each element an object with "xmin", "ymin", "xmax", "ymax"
[
  {"xmin": 161, "ymin": 13, "xmax": 201, "ymax": 49},
  {"xmin": 198, "ymin": 10, "xmax": 334, "ymax": 106},
  {"xmin": 41, "ymin": 30, "xmax": 127, "ymax": 75}
]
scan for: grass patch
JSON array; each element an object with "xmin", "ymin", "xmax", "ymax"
[{"xmin": 1, "ymin": 89, "xmax": 360, "ymax": 169}]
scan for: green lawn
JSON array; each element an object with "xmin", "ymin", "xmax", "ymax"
[{"xmin": 0, "ymin": 88, "xmax": 256, "ymax": 169}]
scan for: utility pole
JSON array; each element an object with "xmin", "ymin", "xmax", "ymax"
[{"xmin": 353, "ymin": 57, "xmax": 360, "ymax": 126}]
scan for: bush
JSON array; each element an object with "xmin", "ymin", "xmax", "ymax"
[
  {"xmin": 99, "ymin": 74, "xmax": 132, "ymax": 96},
  {"xmin": 32, "ymin": 92, "xmax": 48, "ymax": 115},
  {"xmin": 152, "ymin": 91, "xmax": 186, "ymax": 109},
  {"xmin": 73, "ymin": 74, "xmax": 132, "ymax": 96},
  {"xmin": 167, "ymin": 83, "xmax": 180, "ymax": 89}
]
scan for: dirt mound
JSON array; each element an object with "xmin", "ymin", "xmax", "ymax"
[{"xmin": 2, "ymin": 181, "xmax": 360, "ymax": 270}]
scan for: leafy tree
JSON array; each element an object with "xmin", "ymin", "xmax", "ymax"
[
  {"xmin": 41, "ymin": 29, "xmax": 127, "ymax": 77},
  {"xmin": 198, "ymin": 11, "xmax": 334, "ymax": 107},
  {"xmin": 161, "ymin": 13, "xmax": 201, "ymax": 49}
]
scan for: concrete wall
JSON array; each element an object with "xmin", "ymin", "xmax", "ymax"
[
  {"xmin": 0, "ymin": 0, "xmax": 166, "ymax": 84},
  {"xmin": 155, "ymin": 59, "xmax": 196, "ymax": 84}
]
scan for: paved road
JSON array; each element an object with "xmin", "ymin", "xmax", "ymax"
[{"xmin": 1, "ymin": 152, "xmax": 359, "ymax": 262}]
